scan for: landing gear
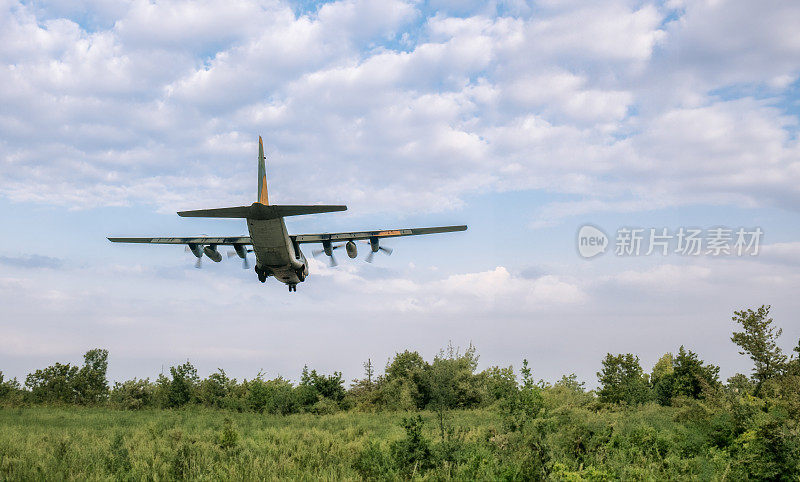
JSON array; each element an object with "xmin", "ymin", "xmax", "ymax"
[
  {"xmin": 288, "ymin": 284, "xmax": 297, "ymax": 292},
  {"xmin": 255, "ymin": 267, "xmax": 267, "ymax": 283}
]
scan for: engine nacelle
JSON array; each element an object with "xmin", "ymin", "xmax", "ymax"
[
  {"xmin": 233, "ymin": 244, "xmax": 248, "ymax": 259},
  {"xmin": 346, "ymin": 240, "xmax": 357, "ymax": 259},
  {"xmin": 188, "ymin": 244, "xmax": 203, "ymax": 259},
  {"xmin": 203, "ymin": 245, "xmax": 222, "ymax": 262}
]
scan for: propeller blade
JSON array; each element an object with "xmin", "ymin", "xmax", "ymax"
[
  {"xmin": 194, "ymin": 257, "xmax": 203, "ymax": 269},
  {"xmin": 365, "ymin": 250, "xmax": 375, "ymax": 263},
  {"xmin": 242, "ymin": 257, "xmax": 250, "ymax": 270},
  {"xmin": 314, "ymin": 245, "xmax": 341, "ymax": 267},
  {"xmin": 380, "ymin": 246, "xmax": 393, "ymax": 255},
  {"xmin": 227, "ymin": 250, "xmax": 238, "ymax": 259}
]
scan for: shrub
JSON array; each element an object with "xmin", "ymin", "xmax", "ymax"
[
  {"xmin": 217, "ymin": 417, "xmax": 239, "ymax": 451},
  {"xmin": 597, "ymin": 353, "xmax": 650, "ymax": 405},
  {"xmin": 354, "ymin": 441, "xmax": 396, "ymax": 479},
  {"xmin": 300, "ymin": 366, "xmax": 346, "ymax": 402},
  {"xmin": 197, "ymin": 369, "xmax": 234, "ymax": 408},
  {"xmin": 0, "ymin": 372, "xmax": 21, "ymax": 404},
  {"xmin": 25, "ymin": 362, "xmax": 79, "ymax": 404},
  {"xmin": 166, "ymin": 361, "xmax": 199, "ymax": 408},
  {"xmin": 247, "ymin": 375, "xmax": 297, "ymax": 414},
  {"xmin": 390, "ymin": 415, "xmax": 433, "ymax": 476},
  {"xmin": 110, "ymin": 378, "xmax": 153, "ymax": 410}
]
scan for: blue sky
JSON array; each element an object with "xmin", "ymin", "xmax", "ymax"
[{"xmin": 1, "ymin": 0, "xmax": 800, "ymax": 388}]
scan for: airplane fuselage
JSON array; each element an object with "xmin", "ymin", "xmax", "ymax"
[{"xmin": 247, "ymin": 217, "xmax": 308, "ymax": 289}]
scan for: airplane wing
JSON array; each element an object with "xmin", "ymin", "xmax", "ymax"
[
  {"xmin": 292, "ymin": 225, "xmax": 467, "ymax": 243},
  {"xmin": 108, "ymin": 236, "xmax": 252, "ymax": 245}
]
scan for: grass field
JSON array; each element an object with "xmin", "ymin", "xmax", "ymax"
[
  {"xmin": 0, "ymin": 406, "xmax": 504, "ymax": 480},
  {"xmin": 4, "ymin": 401, "xmax": 794, "ymax": 481}
]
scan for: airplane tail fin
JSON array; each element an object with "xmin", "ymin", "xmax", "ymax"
[
  {"xmin": 175, "ymin": 136, "xmax": 347, "ymax": 219},
  {"xmin": 258, "ymin": 136, "xmax": 269, "ymax": 205}
]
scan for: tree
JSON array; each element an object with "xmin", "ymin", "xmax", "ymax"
[
  {"xmin": 25, "ymin": 362, "xmax": 79, "ymax": 403},
  {"xmin": 596, "ymin": 353, "xmax": 649, "ymax": 405},
  {"xmin": 501, "ymin": 359, "xmax": 544, "ymax": 432},
  {"xmin": 731, "ymin": 305, "xmax": 787, "ymax": 388},
  {"xmin": 74, "ymin": 348, "xmax": 109, "ymax": 404},
  {"xmin": 348, "ymin": 359, "xmax": 380, "ymax": 410},
  {"xmin": 0, "ymin": 371, "xmax": 21, "ymax": 401},
  {"xmin": 166, "ymin": 361, "xmax": 198, "ymax": 407},
  {"xmin": 482, "ymin": 365, "xmax": 517, "ymax": 401},
  {"xmin": 198, "ymin": 369, "xmax": 235, "ymax": 409},
  {"xmin": 651, "ymin": 353, "xmax": 675, "ymax": 405},
  {"xmin": 428, "ymin": 343, "xmax": 483, "ymax": 411},
  {"xmin": 671, "ymin": 346, "xmax": 720, "ymax": 399},
  {"xmin": 726, "ymin": 373, "xmax": 754, "ymax": 396},
  {"xmin": 247, "ymin": 374, "xmax": 296, "ymax": 414},
  {"xmin": 110, "ymin": 378, "xmax": 154, "ymax": 409},
  {"xmin": 300, "ymin": 366, "xmax": 346, "ymax": 402},
  {"xmin": 364, "ymin": 359, "xmax": 374, "ymax": 387},
  {"xmin": 789, "ymin": 338, "xmax": 800, "ymax": 376},
  {"xmin": 553, "ymin": 373, "xmax": 585, "ymax": 392},
  {"xmin": 384, "ymin": 351, "xmax": 427, "ymax": 382},
  {"xmin": 651, "ymin": 353, "xmax": 674, "ymax": 382},
  {"xmin": 382, "ymin": 351, "xmax": 431, "ymax": 409},
  {"xmin": 427, "ymin": 343, "xmax": 483, "ymax": 439}
]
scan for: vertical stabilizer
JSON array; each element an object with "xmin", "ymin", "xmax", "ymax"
[{"xmin": 257, "ymin": 136, "xmax": 269, "ymax": 205}]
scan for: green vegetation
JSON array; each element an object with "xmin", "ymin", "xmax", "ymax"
[{"xmin": 1, "ymin": 305, "xmax": 799, "ymax": 480}]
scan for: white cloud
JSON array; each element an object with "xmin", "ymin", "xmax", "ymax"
[{"xmin": 2, "ymin": 0, "xmax": 799, "ymax": 223}]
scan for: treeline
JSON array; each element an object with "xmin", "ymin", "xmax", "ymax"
[{"xmin": 0, "ymin": 306, "xmax": 798, "ymax": 415}]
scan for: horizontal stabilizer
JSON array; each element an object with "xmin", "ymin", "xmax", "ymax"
[
  {"xmin": 177, "ymin": 203, "xmax": 346, "ymax": 220},
  {"xmin": 177, "ymin": 206, "xmax": 251, "ymax": 218},
  {"xmin": 272, "ymin": 205, "xmax": 347, "ymax": 217}
]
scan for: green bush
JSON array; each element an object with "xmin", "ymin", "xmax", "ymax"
[
  {"xmin": 354, "ymin": 441, "xmax": 396, "ymax": 479},
  {"xmin": 390, "ymin": 415, "xmax": 433, "ymax": 476},
  {"xmin": 110, "ymin": 378, "xmax": 153, "ymax": 409},
  {"xmin": 247, "ymin": 376, "xmax": 297, "ymax": 414}
]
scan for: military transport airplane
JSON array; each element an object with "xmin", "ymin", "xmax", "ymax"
[{"xmin": 109, "ymin": 137, "xmax": 467, "ymax": 292}]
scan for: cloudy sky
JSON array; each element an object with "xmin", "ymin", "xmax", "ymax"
[{"xmin": 1, "ymin": 0, "xmax": 799, "ymax": 387}]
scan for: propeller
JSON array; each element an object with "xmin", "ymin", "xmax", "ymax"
[
  {"xmin": 363, "ymin": 239, "xmax": 393, "ymax": 263},
  {"xmin": 227, "ymin": 248, "xmax": 254, "ymax": 269},
  {"xmin": 186, "ymin": 245, "xmax": 203, "ymax": 269},
  {"xmin": 185, "ymin": 237, "xmax": 208, "ymax": 269},
  {"xmin": 365, "ymin": 245, "xmax": 393, "ymax": 263},
  {"xmin": 312, "ymin": 244, "xmax": 342, "ymax": 267}
]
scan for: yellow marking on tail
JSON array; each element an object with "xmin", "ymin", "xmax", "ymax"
[
  {"xmin": 258, "ymin": 136, "xmax": 269, "ymax": 205},
  {"xmin": 260, "ymin": 175, "xmax": 269, "ymax": 204}
]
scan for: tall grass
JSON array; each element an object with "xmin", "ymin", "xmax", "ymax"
[{"xmin": 0, "ymin": 406, "xmax": 501, "ymax": 480}]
